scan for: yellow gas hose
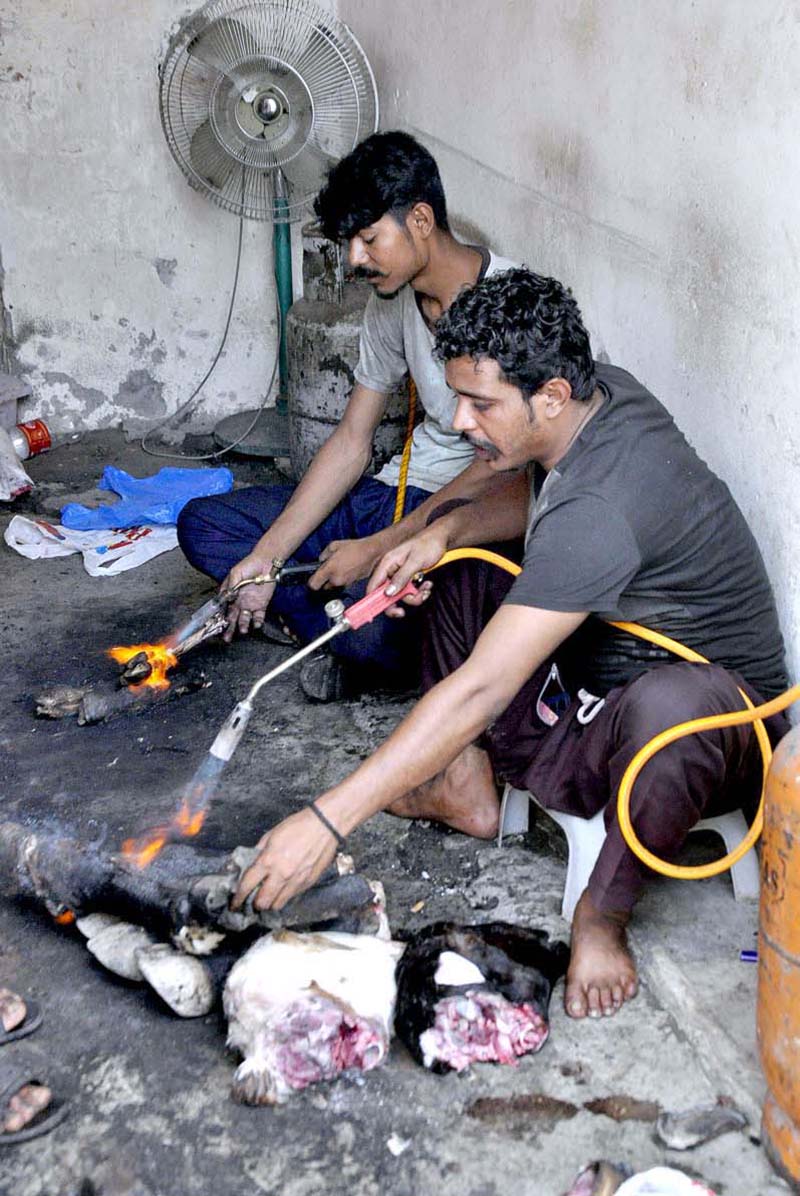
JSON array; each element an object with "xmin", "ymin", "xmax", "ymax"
[
  {"xmin": 429, "ymin": 547, "xmax": 800, "ymax": 880},
  {"xmin": 392, "ymin": 378, "xmax": 417, "ymax": 525}
]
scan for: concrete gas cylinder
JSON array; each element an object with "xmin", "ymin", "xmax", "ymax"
[
  {"xmin": 758, "ymin": 721, "xmax": 800, "ymax": 1191},
  {"xmin": 286, "ymin": 283, "xmax": 407, "ymax": 482}
]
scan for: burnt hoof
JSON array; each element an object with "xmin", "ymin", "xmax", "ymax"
[{"xmin": 231, "ymin": 1063, "xmax": 279, "ymax": 1106}]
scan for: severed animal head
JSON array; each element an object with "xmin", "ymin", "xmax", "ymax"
[
  {"xmin": 224, "ymin": 929, "xmax": 405, "ymax": 1105},
  {"xmin": 394, "ymin": 921, "xmax": 569, "ymax": 1073}
]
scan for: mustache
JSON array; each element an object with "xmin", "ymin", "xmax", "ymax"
[
  {"xmin": 351, "ymin": 266, "xmax": 385, "ymax": 281},
  {"xmin": 465, "ymin": 434, "xmax": 499, "ymax": 459}
]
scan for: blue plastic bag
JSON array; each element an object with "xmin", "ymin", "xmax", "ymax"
[{"xmin": 60, "ymin": 465, "xmax": 234, "ymax": 530}]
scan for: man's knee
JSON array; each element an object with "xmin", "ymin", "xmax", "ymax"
[
  {"xmin": 612, "ymin": 661, "xmax": 740, "ymax": 746},
  {"xmin": 177, "ymin": 496, "xmax": 209, "ymax": 549},
  {"xmin": 176, "ymin": 496, "xmax": 222, "ymax": 557},
  {"xmin": 177, "ymin": 494, "xmax": 249, "ymax": 579},
  {"xmin": 602, "ymin": 661, "xmax": 751, "ymax": 830}
]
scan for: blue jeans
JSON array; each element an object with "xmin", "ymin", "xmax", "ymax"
[{"xmin": 177, "ymin": 476, "xmax": 430, "ymax": 673}]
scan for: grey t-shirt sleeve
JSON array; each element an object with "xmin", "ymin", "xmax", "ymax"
[
  {"xmin": 505, "ymin": 494, "xmax": 642, "ymax": 613},
  {"xmin": 354, "ymin": 292, "xmax": 409, "ymax": 393}
]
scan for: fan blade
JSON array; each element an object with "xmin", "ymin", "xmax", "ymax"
[
  {"xmin": 240, "ymin": 163, "xmax": 276, "ymax": 219},
  {"xmin": 234, "ymin": 98, "xmax": 267, "ymax": 139},
  {"xmin": 189, "ymin": 120, "xmax": 236, "ymax": 192},
  {"xmin": 188, "ymin": 16, "xmax": 261, "ymax": 75},
  {"xmin": 277, "ymin": 144, "xmax": 332, "ymax": 213},
  {"xmin": 168, "ymin": 57, "xmax": 221, "ymax": 136}
]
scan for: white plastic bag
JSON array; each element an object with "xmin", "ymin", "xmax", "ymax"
[
  {"xmin": 0, "ymin": 426, "xmax": 34, "ymax": 500},
  {"xmin": 4, "ymin": 515, "xmax": 178, "ymax": 575}
]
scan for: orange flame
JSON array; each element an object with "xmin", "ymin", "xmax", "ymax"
[
  {"xmin": 121, "ymin": 830, "xmax": 169, "ymax": 869},
  {"xmin": 174, "ymin": 797, "xmax": 205, "ymax": 837},
  {"xmin": 121, "ymin": 799, "xmax": 206, "ymax": 871},
  {"xmin": 54, "ymin": 909, "xmax": 76, "ymax": 925},
  {"xmin": 107, "ymin": 641, "xmax": 178, "ymax": 690}
]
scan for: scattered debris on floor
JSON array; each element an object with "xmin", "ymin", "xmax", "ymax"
[
  {"xmin": 58, "ymin": 464, "xmax": 233, "ymax": 530},
  {"xmin": 654, "ymin": 1100, "xmax": 748, "ymax": 1150},
  {"xmin": 563, "ymin": 1161, "xmax": 632, "ymax": 1195},
  {"xmin": 5, "ymin": 514, "xmax": 178, "ymax": 574},
  {"xmin": 467, "ymin": 1091, "xmax": 580, "ymax": 1133},
  {"xmin": 0, "ymin": 426, "xmax": 34, "ymax": 499},
  {"xmin": 466, "ymin": 1092, "xmax": 662, "ymax": 1134},
  {"xmin": 584, "ymin": 1095, "xmax": 662, "ymax": 1123}
]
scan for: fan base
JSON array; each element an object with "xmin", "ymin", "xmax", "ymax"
[{"xmin": 212, "ymin": 407, "xmax": 290, "ymax": 458}]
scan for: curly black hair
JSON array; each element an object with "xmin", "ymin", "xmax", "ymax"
[
  {"xmin": 314, "ymin": 131, "xmax": 449, "ymax": 243},
  {"xmin": 434, "ymin": 268, "xmax": 596, "ymax": 401}
]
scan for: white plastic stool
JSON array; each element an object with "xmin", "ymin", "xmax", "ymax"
[{"xmin": 498, "ymin": 784, "xmax": 761, "ymax": 921}]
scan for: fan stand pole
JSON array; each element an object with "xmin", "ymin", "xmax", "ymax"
[{"xmin": 273, "ymin": 196, "xmax": 293, "ymax": 412}]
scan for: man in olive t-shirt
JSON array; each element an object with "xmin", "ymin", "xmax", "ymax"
[
  {"xmin": 230, "ymin": 268, "xmax": 788, "ymax": 1026},
  {"xmin": 506, "ymin": 358, "xmax": 786, "ymax": 701}
]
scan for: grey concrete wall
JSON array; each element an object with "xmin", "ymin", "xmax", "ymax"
[
  {"xmin": 0, "ymin": 1, "xmax": 287, "ymax": 437},
  {"xmin": 338, "ymin": 0, "xmax": 800, "ymax": 682}
]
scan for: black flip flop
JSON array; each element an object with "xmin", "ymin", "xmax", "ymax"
[
  {"xmin": 260, "ymin": 612, "xmax": 301, "ymax": 647},
  {"xmin": 0, "ymin": 1053, "xmax": 69, "ymax": 1145},
  {"xmin": 0, "ymin": 999, "xmax": 42, "ymax": 1046}
]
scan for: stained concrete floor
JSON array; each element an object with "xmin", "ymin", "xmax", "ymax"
[{"xmin": 0, "ymin": 432, "xmax": 792, "ymax": 1196}]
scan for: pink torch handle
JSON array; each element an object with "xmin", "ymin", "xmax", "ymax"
[{"xmin": 343, "ymin": 578, "xmax": 420, "ymax": 631}]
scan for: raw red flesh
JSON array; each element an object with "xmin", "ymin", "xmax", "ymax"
[
  {"xmin": 266, "ymin": 995, "xmax": 387, "ymax": 1092},
  {"xmin": 419, "ymin": 989, "xmax": 549, "ymax": 1071}
]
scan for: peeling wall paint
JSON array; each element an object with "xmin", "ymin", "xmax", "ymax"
[
  {"xmin": 340, "ymin": 0, "xmax": 800, "ymax": 683},
  {"xmin": 153, "ymin": 258, "xmax": 178, "ymax": 288},
  {"xmin": 0, "ymin": 0, "xmax": 297, "ymax": 437},
  {"xmin": 0, "ymin": 0, "xmax": 339, "ymax": 438}
]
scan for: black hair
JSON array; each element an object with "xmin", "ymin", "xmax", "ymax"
[
  {"xmin": 434, "ymin": 267, "xmax": 596, "ymax": 402},
  {"xmin": 314, "ymin": 130, "xmax": 450, "ymax": 242}
]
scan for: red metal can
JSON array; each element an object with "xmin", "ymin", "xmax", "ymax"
[{"xmin": 11, "ymin": 419, "xmax": 52, "ymax": 459}]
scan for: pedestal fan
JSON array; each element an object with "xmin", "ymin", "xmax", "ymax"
[{"xmin": 157, "ymin": 0, "xmax": 378, "ymax": 455}]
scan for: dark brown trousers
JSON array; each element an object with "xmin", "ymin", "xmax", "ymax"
[{"xmin": 421, "ymin": 556, "xmax": 788, "ymax": 913}]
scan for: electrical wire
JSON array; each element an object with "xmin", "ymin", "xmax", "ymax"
[{"xmin": 140, "ymin": 207, "xmax": 281, "ymax": 463}]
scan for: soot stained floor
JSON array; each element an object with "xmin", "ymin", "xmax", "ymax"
[{"xmin": 0, "ymin": 434, "xmax": 788, "ymax": 1196}]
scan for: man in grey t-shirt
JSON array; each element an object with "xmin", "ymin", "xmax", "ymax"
[
  {"xmin": 178, "ymin": 131, "xmax": 515, "ymax": 699},
  {"xmin": 231, "ymin": 268, "xmax": 788, "ymax": 1027}
]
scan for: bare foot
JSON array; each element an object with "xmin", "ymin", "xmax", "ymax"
[
  {"xmin": 0, "ymin": 988, "xmax": 53, "ymax": 1136},
  {"xmin": 0, "ymin": 987, "xmax": 26, "ymax": 1035},
  {"xmin": 564, "ymin": 890, "xmax": 638, "ymax": 1019},
  {"xmin": 387, "ymin": 744, "xmax": 500, "ymax": 839},
  {"xmin": 2, "ymin": 1083, "xmax": 52, "ymax": 1135}
]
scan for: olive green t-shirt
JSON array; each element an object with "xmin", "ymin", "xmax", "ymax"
[{"xmin": 506, "ymin": 363, "xmax": 787, "ymax": 698}]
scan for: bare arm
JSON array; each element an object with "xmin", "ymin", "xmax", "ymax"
[
  {"xmin": 366, "ymin": 470, "xmax": 531, "ymax": 611},
  {"xmin": 223, "ymin": 383, "xmax": 388, "ymax": 637},
  {"xmin": 307, "ymin": 454, "xmax": 519, "ymax": 592},
  {"xmin": 233, "ymin": 602, "xmax": 587, "ymax": 909}
]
